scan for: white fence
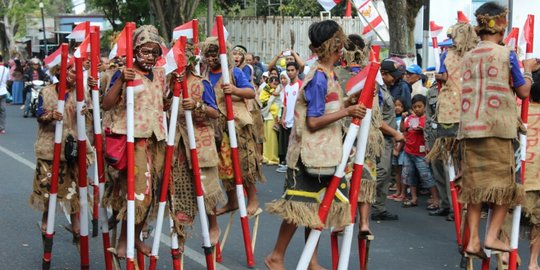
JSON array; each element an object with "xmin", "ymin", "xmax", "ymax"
[{"xmin": 198, "ymin": 16, "xmax": 365, "ymax": 63}]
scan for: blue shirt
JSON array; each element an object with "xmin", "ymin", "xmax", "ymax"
[
  {"xmin": 241, "ymin": 65, "xmax": 252, "ymax": 81},
  {"xmin": 389, "ymin": 79, "xmax": 412, "ymax": 110},
  {"xmin": 201, "ymin": 80, "xmax": 219, "ymax": 111},
  {"xmin": 439, "ymin": 51, "xmax": 448, "ymax": 74},
  {"xmin": 108, "ymin": 70, "xmax": 154, "ymax": 91},
  {"xmin": 305, "ymin": 71, "xmax": 328, "ymax": 117},
  {"xmin": 208, "ymin": 67, "xmax": 254, "ymax": 91}
]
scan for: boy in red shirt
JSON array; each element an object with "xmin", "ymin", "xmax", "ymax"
[{"xmin": 400, "ymin": 94, "xmax": 440, "ymax": 209}]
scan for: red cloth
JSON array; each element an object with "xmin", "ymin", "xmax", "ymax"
[{"xmin": 403, "ymin": 114, "xmax": 426, "ymax": 156}]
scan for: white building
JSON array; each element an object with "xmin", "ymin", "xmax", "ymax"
[{"xmin": 414, "ymin": 0, "xmax": 540, "ymax": 67}]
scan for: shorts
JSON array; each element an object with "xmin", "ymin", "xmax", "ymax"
[
  {"xmin": 392, "ymin": 151, "xmax": 405, "ymax": 166},
  {"xmin": 401, "ymin": 152, "xmax": 435, "ymax": 188}
]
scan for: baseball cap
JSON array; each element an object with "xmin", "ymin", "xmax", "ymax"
[
  {"xmin": 406, "ymin": 64, "xmax": 423, "ymax": 75},
  {"xmin": 380, "ymin": 59, "xmax": 403, "ymax": 78}
]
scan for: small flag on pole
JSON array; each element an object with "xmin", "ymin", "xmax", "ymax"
[
  {"xmin": 457, "ymin": 11, "xmax": 470, "ymax": 23},
  {"xmin": 210, "ymin": 23, "xmax": 229, "ymax": 40},
  {"xmin": 164, "ymin": 37, "xmax": 187, "ymax": 75},
  {"xmin": 43, "ymin": 46, "xmax": 62, "ymax": 68},
  {"xmin": 172, "ymin": 21, "xmax": 194, "ymax": 40},
  {"xmin": 109, "ymin": 26, "xmax": 129, "ymax": 59},
  {"xmin": 504, "ymin": 27, "xmax": 520, "ymax": 51},
  {"xmin": 345, "ymin": 65, "xmax": 369, "ymax": 96},
  {"xmin": 317, "ymin": 0, "xmax": 341, "ymax": 11},
  {"xmin": 66, "ymin": 21, "xmax": 90, "ymax": 42},
  {"xmin": 429, "ymin": 21, "xmax": 443, "ymax": 38},
  {"xmin": 74, "ymin": 35, "xmax": 91, "ymax": 59}
]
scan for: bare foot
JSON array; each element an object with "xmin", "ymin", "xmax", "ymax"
[
  {"xmin": 359, "ymin": 224, "xmax": 371, "ymax": 234},
  {"xmin": 528, "ymin": 265, "xmax": 540, "ymax": 270},
  {"xmin": 246, "ymin": 197, "xmax": 260, "ymax": 217},
  {"xmin": 308, "ymin": 262, "xmax": 327, "ymax": 270},
  {"xmin": 135, "ymin": 239, "xmax": 151, "ymax": 256},
  {"xmin": 484, "ymin": 239, "xmax": 512, "ymax": 252},
  {"xmin": 216, "ymin": 201, "xmax": 239, "ymax": 216},
  {"xmin": 264, "ymin": 254, "xmax": 285, "ymax": 270},
  {"xmin": 209, "ymin": 226, "xmax": 221, "ymax": 246},
  {"xmin": 116, "ymin": 237, "xmax": 127, "ymax": 259}
]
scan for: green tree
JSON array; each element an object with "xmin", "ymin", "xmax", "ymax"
[{"xmin": 0, "ymin": 0, "xmax": 37, "ymax": 56}]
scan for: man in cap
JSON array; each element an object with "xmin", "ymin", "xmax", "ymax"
[
  {"xmin": 405, "ymin": 64, "xmax": 427, "ymax": 96},
  {"xmin": 380, "ymin": 58, "xmax": 411, "ymax": 110}
]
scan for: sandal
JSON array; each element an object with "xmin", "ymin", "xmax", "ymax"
[
  {"xmin": 386, "ymin": 194, "xmax": 399, "ymax": 199},
  {"xmin": 393, "ymin": 195, "xmax": 406, "ymax": 202},
  {"xmin": 402, "ymin": 200, "xmax": 418, "ymax": 208},
  {"xmin": 427, "ymin": 203, "xmax": 439, "ymax": 211}
]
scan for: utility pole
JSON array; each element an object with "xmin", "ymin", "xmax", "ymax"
[
  {"xmin": 207, "ymin": 0, "xmax": 214, "ymax": 36},
  {"xmin": 421, "ymin": 0, "xmax": 430, "ymax": 69},
  {"xmin": 507, "ymin": 0, "xmax": 513, "ymax": 31},
  {"xmin": 39, "ymin": 1, "xmax": 48, "ymax": 56}
]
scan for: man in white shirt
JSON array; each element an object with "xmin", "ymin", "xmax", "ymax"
[
  {"xmin": 276, "ymin": 62, "xmax": 302, "ymax": 172},
  {"xmin": 0, "ymin": 55, "xmax": 9, "ymax": 133}
]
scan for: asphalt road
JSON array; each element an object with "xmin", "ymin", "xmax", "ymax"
[{"xmin": 0, "ymin": 104, "xmax": 532, "ymax": 270}]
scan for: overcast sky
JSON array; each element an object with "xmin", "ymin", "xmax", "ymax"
[{"xmin": 72, "ymin": 0, "xmax": 85, "ymax": 14}]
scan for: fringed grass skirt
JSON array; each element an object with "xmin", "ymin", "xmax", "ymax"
[{"xmin": 266, "ymin": 161, "xmax": 351, "ymax": 229}]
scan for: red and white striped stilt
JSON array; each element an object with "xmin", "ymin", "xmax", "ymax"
[
  {"xmin": 509, "ymin": 17, "xmax": 535, "ymax": 270},
  {"xmin": 215, "ymin": 15, "xmax": 256, "ymax": 268},
  {"xmin": 41, "ymin": 44, "xmax": 69, "ymax": 270},
  {"xmin": 75, "ymin": 57, "xmax": 90, "ymax": 269},
  {"xmin": 297, "ymin": 62, "xmax": 380, "ymax": 270},
  {"xmin": 124, "ymin": 21, "xmax": 136, "ymax": 270},
  {"xmin": 181, "ymin": 59, "xmax": 215, "ymax": 269},
  {"xmin": 89, "ymin": 26, "xmax": 114, "ymax": 270},
  {"xmin": 337, "ymin": 62, "xmax": 380, "ymax": 270}
]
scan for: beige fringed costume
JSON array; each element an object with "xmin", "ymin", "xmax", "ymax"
[
  {"xmin": 102, "ymin": 25, "xmax": 167, "ymax": 224},
  {"xmin": 30, "ymin": 84, "xmax": 94, "ymax": 214},
  {"xmin": 523, "ymin": 103, "xmax": 540, "ymax": 244},
  {"xmin": 267, "ymin": 63, "xmax": 351, "ymax": 229}
]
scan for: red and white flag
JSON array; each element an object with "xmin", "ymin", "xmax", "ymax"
[
  {"xmin": 521, "ymin": 15, "xmax": 535, "ymax": 56},
  {"xmin": 317, "ymin": 0, "xmax": 340, "ymax": 11},
  {"xmin": 505, "ymin": 27, "xmax": 520, "ymax": 51},
  {"xmin": 172, "ymin": 21, "xmax": 194, "ymax": 40},
  {"xmin": 66, "ymin": 21, "xmax": 90, "ymax": 42},
  {"xmin": 108, "ymin": 25, "xmax": 130, "ymax": 60},
  {"xmin": 429, "ymin": 21, "xmax": 443, "ymax": 38},
  {"xmin": 164, "ymin": 37, "xmax": 187, "ymax": 75},
  {"xmin": 74, "ymin": 35, "xmax": 91, "ymax": 59},
  {"xmin": 354, "ymin": 0, "xmax": 388, "ymax": 38},
  {"xmin": 457, "ymin": 11, "xmax": 469, "ymax": 24},
  {"xmin": 210, "ymin": 23, "xmax": 229, "ymax": 40},
  {"xmin": 43, "ymin": 46, "xmax": 62, "ymax": 68},
  {"xmin": 345, "ymin": 65, "xmax": 370, "ymax": 96}
]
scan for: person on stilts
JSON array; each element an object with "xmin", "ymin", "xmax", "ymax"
[
  {"xmin": 168, "ymin": 41, "xmax": 225, "ymax": 250},
  {"xmin": 264, "ymin": 20, "xmax": 367, "ymax": 270},
  {"xmin": 200, "ymin": 37, "xmax": 264, "ymax": 217},
  {"xmin": 458, "ymin": 1, "xmax": 536, "ymax": 260},
  {"xmin": 101, "ymin": 25, "xmax": 167, "ymax": 260},
  {"xmin": 30, "ymin": 60, "xmax": 94, "ymax": 248}
]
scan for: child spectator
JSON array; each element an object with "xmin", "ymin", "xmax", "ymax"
[
  {"xmin": 388, "ymin": 97, "xmax": 407, "ymax": 202},
  {"xmin": 260, "ymin": 76, "xmax": 281, "ymax": 164},
  {"xmin": 400, "ymin": 94, "xmax": 440, "ymax": 209}
]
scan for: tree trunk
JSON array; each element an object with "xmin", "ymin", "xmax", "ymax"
[
  {"xmin": 150, "ymin": 0, "xmax": 201, "ymax": 42},
  {"xmin": 383, "ymin": 0, "xmax": 408, "ymax": 57}
]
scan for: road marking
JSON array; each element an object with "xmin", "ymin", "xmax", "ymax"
[{"xmin": 0, "ymin": 144, "xmax": 231, "ymax": 270}]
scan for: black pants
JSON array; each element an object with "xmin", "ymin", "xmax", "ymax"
[{"xmin": 278, "ymin": 126, "xmax": 291, "ymax": 164}]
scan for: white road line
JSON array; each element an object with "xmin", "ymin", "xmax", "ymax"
[{"xmin": 0, "ymin": 144, "xmax": 231, "ymax": 270}]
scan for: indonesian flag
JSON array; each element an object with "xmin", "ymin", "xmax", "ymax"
[
  {"xmin": 164, "ymin": 37, "xmax": 187, "ymax": 75},
  {"xmin": 172, "ymin": 21, "xmax": 194, "ymax": 40},
  {"xmin": 429, "ymin": 21, "xmax": 443, "ymax": 38},
  {"xmin": 305, "ymin": 54, "xmax": 318, "ymax": 66},
  {"xmin": 132, "ymin": 78, "xmax": 146, "ymax": 94},
  {"xmin": 43, "ymin": 46, "xmax": 62, "ymax": 68},
  {"xmin": 504, "ymin": 27, "xmax": 520, "ymax": 51},
  {"xmin": 457, "ymin": 11, "xmax": 469, "ymax": 24},
  {"xmin": 66, "ymin": 21, "xmax": 90, "ymax": 42},
  {"xmin": 345, "ymin": 65, "xmax": 369, "ymax": 96},
  {"xmin": 210, "ymin": 23, "xmax": 229, "ymax": 40},
  {"xmin": 317, "ymin": 0, "xmax": 340, "ymax": 11},
  {"xmin": 522, "ymin": 15, "xmax": 535, "ymax": 56},
  {"xmin": 109, "ymin": 26, "xmax": 129, "ymax": 60},
  {"xmin": 74, "ymin": 35, "xmax": 91, "ymax": 59}
]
